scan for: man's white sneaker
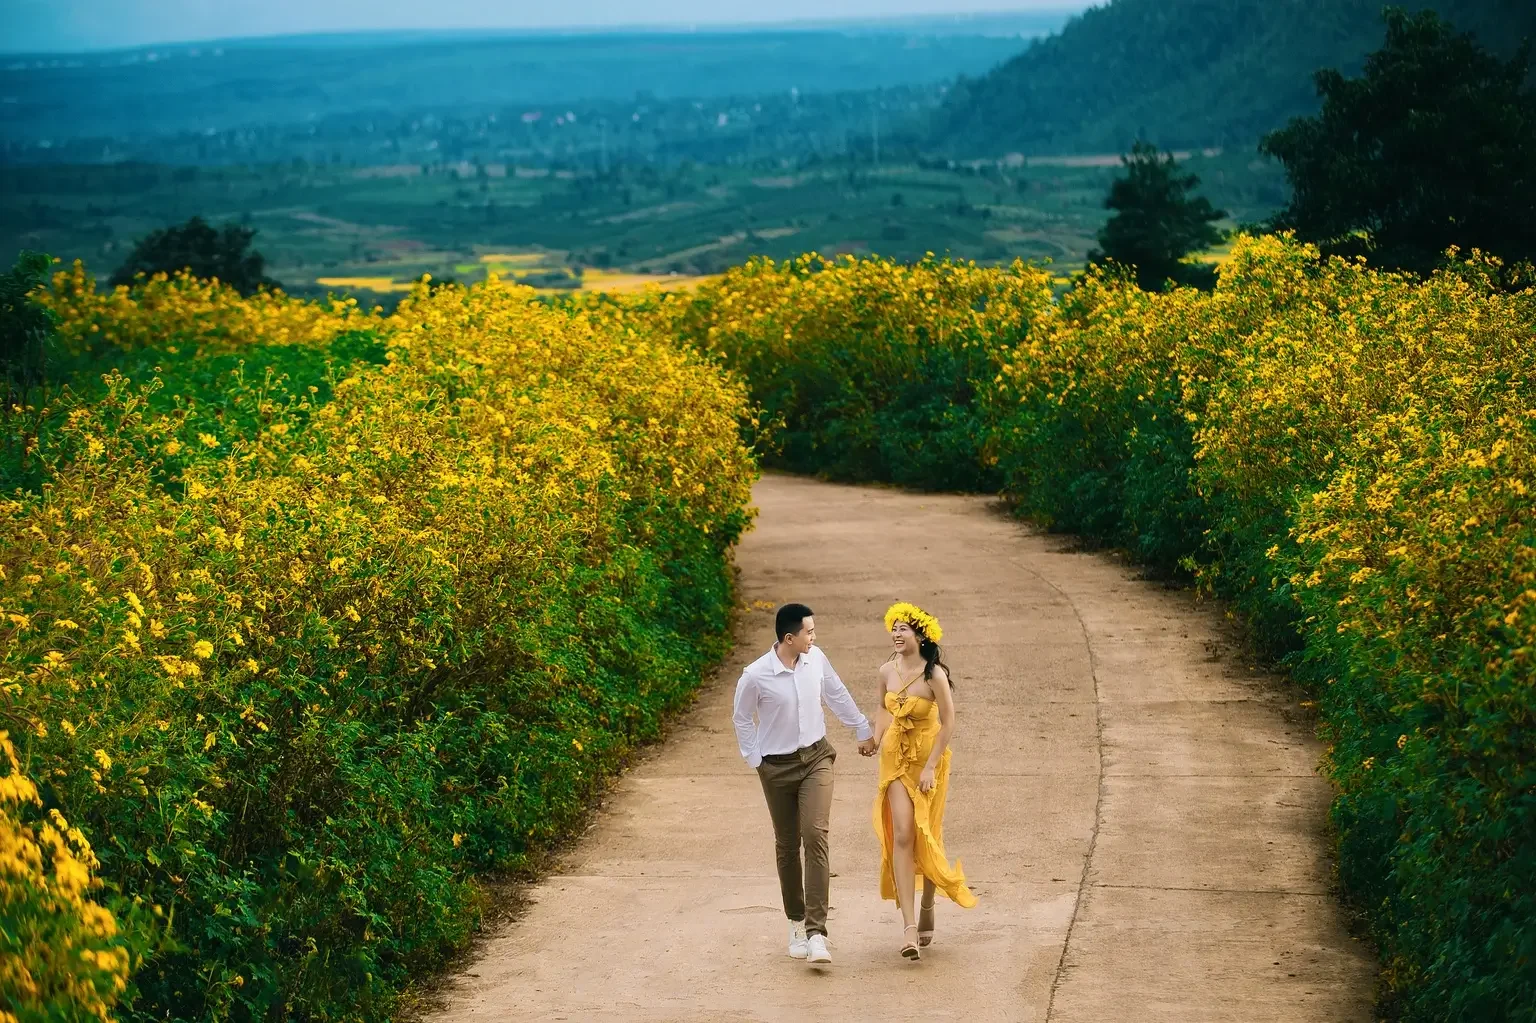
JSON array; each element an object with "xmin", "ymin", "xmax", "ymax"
[
  {"xmin": 806, "ymin": 933, "xmax": 832, "ymax": 964},
  {"xmin": 787, "ymin": 920, "xmax": 809, "ymax": 959}
]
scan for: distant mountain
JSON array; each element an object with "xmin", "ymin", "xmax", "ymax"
[
  {"xmin": 5, "ymin": 9, "xmax": 1083, "ymax": 56},
  {"xmin": 932, "ymin": 0, "xmax": 1536, "ymax": 156},
  {"xmin": 0, "ymin": 24, "xmax": 1068, "ymax": 144},
  {"xmin": 2, "ymin": 13, "xmax": 1079, "ymax": 57}
]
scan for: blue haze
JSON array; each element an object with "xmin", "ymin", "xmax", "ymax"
[{"xmin": 9, "ymin": 0, "xmax": 1089, "ymax": 53}]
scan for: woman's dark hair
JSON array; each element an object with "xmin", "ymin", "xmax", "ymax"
[
  {"xmin": 775, "ymin": 602, "xmax": 814, "ymax": 643},
  {"xmin": 918, "ymin": 635, "xmax": 953, "ymax": 690}
]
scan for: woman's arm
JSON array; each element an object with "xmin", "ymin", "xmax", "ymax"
[
  {"xmin": 919, "ymin": 666, "xmax": 956, "ymax": 792},
  {"xmin": 872, "ymin": 663, "xmax": 894, "ymax": 752}
]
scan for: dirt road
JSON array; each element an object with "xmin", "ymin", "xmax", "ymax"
[{"xmin": 427, "ymin": 475, "xmax": 1375, "ymax": 1022}]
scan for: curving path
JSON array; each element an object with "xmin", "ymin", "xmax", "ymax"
[{"xmin": 426, "ymin": 475, "xmax": 1376, "ymax": 1022}]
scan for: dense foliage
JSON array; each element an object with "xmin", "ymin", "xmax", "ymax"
[
  {"xmin": 0, "ymin": 252, "xmax": 58, "ymax": 408},
  {"xmin": 1, "ymin": 265, "xmax": 755, "ymax": 1020},
  {"xmin": 934, "ymin": 0, "xmax": 1536, "ymax": 156},
  {"xmin": 627, "ymin": 253, "xmax": 1056, "ymax": 490},
  {"xmin": 2, "ymin": 730, "xmax": 139, "ymax": 1021},
  {"xmin": 108, "ymin": 217, "xmax": 279, "ymax": 297},
  {"xmin": 992, "ymin": 236, "xmax": 1536, "ymax": 1020},
  {"xmin": 637, "ymin": 237, "xmax": 1535, "ymax": 1021},
  {"xmin": 1262, "ymin": 8, "xmax": 1536, "ymax": 278},
  {"xmin": 1088, "ymin": 140, "xmax": 1225, "ymax": 291},
  {"xmin": 10, "ymin": 228, "xmax": 1533, "ymax": 1020}
]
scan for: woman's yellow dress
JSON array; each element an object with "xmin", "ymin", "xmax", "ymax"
[{"xmin": 872, "ymin": 687, "xmax": 978, "ymax": 908}]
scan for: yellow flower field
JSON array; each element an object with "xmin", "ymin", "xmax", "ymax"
[
  {"xmin": 314, "ymin": 276, "xmax": 416, "ymax": 293},
  {"xmin": 4, "ymin": 267, "xmax": 756, "ymax": 1020},
  {"xmin": 7, "ymin": 234, "xmax": 1532, "ymax": 1021},
  {"xmin": 606, "ymin": 250, "xmax": 1057, "ymax": 489}
]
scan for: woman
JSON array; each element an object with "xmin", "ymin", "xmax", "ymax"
[{"xmin": 871, "ymin": 601, "xmax": 977, "ymax": 961}]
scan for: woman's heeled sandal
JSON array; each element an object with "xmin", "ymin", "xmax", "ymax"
[
  {"xmin": 918, "ymin": 900, "xmax": 935, "ymax": 948},
  {"xmin": 901, "ymin": 924, "xmax": 922, "ymax": 961}
]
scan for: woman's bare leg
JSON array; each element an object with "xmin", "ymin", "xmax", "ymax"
[
  {"xmin": 919, "ymin": 878, "xmax": 936, "ymax": 946},
  {"xmin": 886, "ymin": 782, "xmax": 918, "ymax": 933}
]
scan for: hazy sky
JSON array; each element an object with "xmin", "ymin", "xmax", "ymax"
[{"xmin": 10, "ymin": 0, "xmax": 1088, "ymax": 52}]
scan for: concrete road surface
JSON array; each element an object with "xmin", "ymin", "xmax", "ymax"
[{"xmin": 426, "ymin": 475, "xmax": 1376, "ymax": 1023}]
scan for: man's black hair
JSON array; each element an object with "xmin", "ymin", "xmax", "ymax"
[{"xmin": 775, "ymin": 603, "xmax": 814, "ymax": 643}]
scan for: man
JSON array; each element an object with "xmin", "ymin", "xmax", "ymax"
[{"xmin": 732, "ymin": 602, "xmax": 878, "ymax": 965}]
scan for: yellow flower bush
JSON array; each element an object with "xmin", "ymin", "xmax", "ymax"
[
  {"xmin": 10, "ymin": 235, "xmax": 1529, "ymax": 1021},
  {"xmin": 1198, "ymin": 246, "xmax": 1536, "ymax": 1019},
  {"xmin": 3, "ymin": 268, "xmax": 755, "ymax": 1020},
  {"xmin": 603, "ymin": 253, "xmax": 1057, "ymax": 489},
  {"xmin": 41, "ymin": 260, "xmax": 373, "ymax": 357},
  {"xmin": 986, "ymin": 235, "xmax": 1535, "ymax": 1021},
  {"xmin": 0, "ymin": 731, "xmax": 130, "ymax": 1021}
]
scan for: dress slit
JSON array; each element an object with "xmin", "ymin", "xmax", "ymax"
[{"xmin": 872, "ymin": 692, "xmax": 977, "ymax": 908}]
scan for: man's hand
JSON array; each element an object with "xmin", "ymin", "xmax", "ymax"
[{"xmin": 858, "ymin": 736, "xmax": 879, "ymax": 757}]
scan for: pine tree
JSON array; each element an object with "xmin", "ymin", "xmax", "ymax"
[{"xmin": 1089, "ymin": 140, "xmax": 1226, "ymax": 291}]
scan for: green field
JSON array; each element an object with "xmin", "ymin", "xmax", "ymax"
[{"xmin": 0, "ymin": 150, "xmax": 1288, "ymax": 299}]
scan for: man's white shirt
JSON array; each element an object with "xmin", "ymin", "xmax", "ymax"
[{"xmin": 732, "ymin": 644, "xmax": 873, "ymax": 768}]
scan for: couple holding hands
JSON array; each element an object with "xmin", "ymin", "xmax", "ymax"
[{"xmin": 731, "ymin": 601, "xmax": 976, "ymax": 965}]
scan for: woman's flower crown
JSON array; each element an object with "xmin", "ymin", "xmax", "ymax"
[{"xmin": 884, "ymin": 602, "xmax": 943, "ymax": 645}]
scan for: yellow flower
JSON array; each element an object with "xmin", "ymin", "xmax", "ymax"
[
  {"xmin": 0, "ymin": 732, "xmax": 127, "ymax": 1013},
  {"xmin": 12, "ymin": 251, "xmax": 759, "ymax": 1013},
  {"xmin": 883, "ymin": 601, "xmax": 944, "ymax": 644}
]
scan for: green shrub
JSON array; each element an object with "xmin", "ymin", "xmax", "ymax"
[
  {"xmin": 2, "ymin": 270, "xmax": 756, "ymax": 1020},
  {"xmin": 647, "ymin": 253, "xmax": 1057, "ymax": 490}
]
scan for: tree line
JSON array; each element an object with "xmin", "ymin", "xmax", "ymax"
[
  {"xmin": 1094, "ymin": 7, "xmax": 1535, "ymax": 289},
  {"xmin": 934, "ymin": 0, "xmax": 1535, "ymax": 157}
]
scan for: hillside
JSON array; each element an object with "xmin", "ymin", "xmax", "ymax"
[
  {"xmin": 0, "ymin": 20, "xmax": 1066, "ymax": 145},
  {"xmin": 933, "ymin": 0, "xmax": 1536, "ymax": 156}
]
